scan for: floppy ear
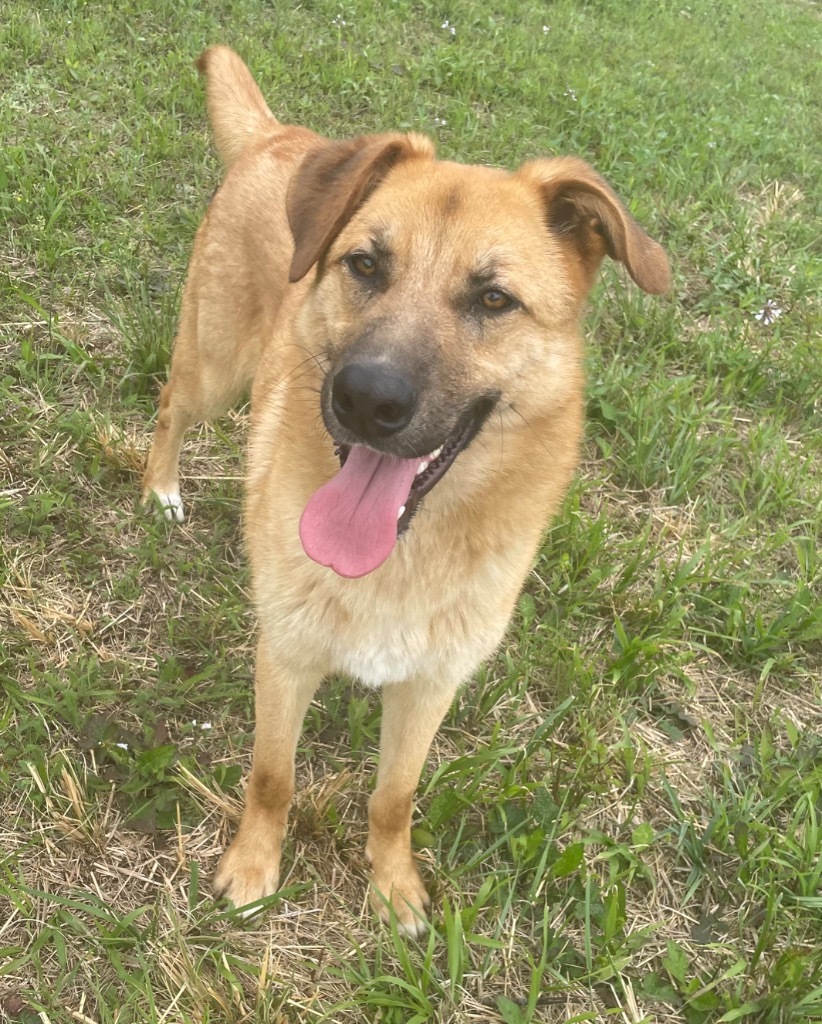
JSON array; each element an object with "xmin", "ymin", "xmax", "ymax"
[
  {"xmin": 286, "ymin": 132, "xmax": 435, "ymax": 283},
  {"xmin": 519, "ymin": 157, "xmax": 671, "ymax": 295}
]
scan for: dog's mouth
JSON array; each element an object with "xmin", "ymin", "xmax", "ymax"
[{"xmin": 299, "ymin": 395, "xmax": 498, "ymax": 579}]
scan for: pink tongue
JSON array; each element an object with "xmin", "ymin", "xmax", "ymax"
[{"xmin": 300, "ymin": 446, "xmax": 419, "ymax": 578}]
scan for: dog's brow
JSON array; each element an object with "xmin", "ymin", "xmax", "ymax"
[
  {"xmin": 468, "ymin": 258, "xmax": 505, "ymax": 287},
  {"xmin": 366, "ymin": 230, "xmax": 394, "ymax": 258}
]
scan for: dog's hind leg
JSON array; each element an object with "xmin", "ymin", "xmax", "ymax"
[
  {"xmin": 366, "ymin": 676, "xmax": 459, "ymax": 936},
  {"xmin": 142, "ymin": 278, "xmax": 261, "ymax": 521}
]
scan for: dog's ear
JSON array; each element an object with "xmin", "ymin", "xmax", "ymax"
[
  {"xmin": 519, "ymin": 157, "xmax": 670, "ymax": 295},
  {"xmin": 287, "ymin": 133, "xmax": 435, "ymax": 283}
]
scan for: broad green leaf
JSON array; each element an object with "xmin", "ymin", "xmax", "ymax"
[{"xmin": 551, "ymin": 841, "xmax": 585, "ymax": 878}]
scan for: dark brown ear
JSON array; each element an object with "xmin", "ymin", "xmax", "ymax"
[
  {"xmin": 519, "ymin": 157, "xmax": 671, "ymax": 294},
  {"xmin": 286, "ymin": 132, "xmax": 435, "ymax": 283}
]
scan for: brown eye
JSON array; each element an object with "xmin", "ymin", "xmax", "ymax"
[
  {"xmin": 349, "ymin": 253, "xmax": 377, "ymax": 277},
  {"xmin": 480, "ymin": 288, "xmax": 512, "ymax": 311}
]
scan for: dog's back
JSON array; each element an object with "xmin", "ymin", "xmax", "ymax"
[{"xmin": 141, "ymin": 49, "xmax": 320, "ymax": 520}]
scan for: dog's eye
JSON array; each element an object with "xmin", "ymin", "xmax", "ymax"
[
  {"xmin": 479, "ymin": 288, "xmax": 513, "ymax": 312},
  {"xmin": 348, "ymin": 253, "xmax": 378, "ymax": 278}
]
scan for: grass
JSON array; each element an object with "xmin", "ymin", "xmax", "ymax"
[{"xmin": 1, "ymin": 0, "xmax": 820, "ymax": 1020}]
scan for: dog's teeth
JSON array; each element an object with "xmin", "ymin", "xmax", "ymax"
[
  {"xmin": 397, "ymin": 505, "xmax": 406, "ymax": 520},
  {"xmin": 430, "ymin": 446, "xmax": 443, "ymax": 460},
  {"xmin": 416, "ymin": 461, "xmax": 429, "ymax": 476}
]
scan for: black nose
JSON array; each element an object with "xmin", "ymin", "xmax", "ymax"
[{"xmin": 331, "ymin": 363, "xmax": 418, "ymax": 441}]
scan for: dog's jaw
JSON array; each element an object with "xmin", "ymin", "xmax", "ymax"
[{"xmin": 385, "ymin": 391, "xmax": 500, "ymax": 535}]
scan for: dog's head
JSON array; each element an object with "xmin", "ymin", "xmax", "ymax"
[{"xmin": 288, "ymin": 133, "xmax": 670, "ymax": 578}]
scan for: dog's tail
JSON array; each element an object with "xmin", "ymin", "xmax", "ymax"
[{"xmin": 196, "ymin": 46, "xmax": 278, "ymax": 170}]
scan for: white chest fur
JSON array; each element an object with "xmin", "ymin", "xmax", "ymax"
[{"xmin": 254, "ymin": 534, "xmax": 527, "ymax": 690}]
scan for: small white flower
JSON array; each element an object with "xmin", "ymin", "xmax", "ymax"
[
  {"xmin": 200, "ymin": 722, "xmax": 213, "ymax": 731},
  {"xmin": 543, "ymin": 25, "xmax": 550, "ymax": 33},
  {"xmin": 115, "ymin": 742, "xmax": 129, "ymax": 750},
  {"xmin": 754, "ymin": 301, "xmax": 782, "ymax": 325},
  {"xmin": 441, "ymin": 19, "xmax": 456, "ymax": 35},
  {"xmin": 332, "ymin": 14, "xmax": 347, "ymax": 27},
  {"xmin": 564, "ymin": 88, "xmax": 578, "ymax": 102},
  {"xmin": 433, "ymin": 117, "xmax": 448, "ymax": 126}
]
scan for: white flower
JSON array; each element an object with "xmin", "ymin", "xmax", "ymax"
[
  {"xmin": 564, "ymin": 88, "xmax": 578, "ymax": 102},
  {"xmin": 200, "ymin": 722, "xmax": 213, "ymax": 731},
  {"xmin": 754, "ymin": 301, "xmax": 782, "ymax": 325},
  {"xmin": 115, "ymin": 742, "xmax": 129, "ymax": 750},
  {"xmin": 441, "ymin": 19, "xmax": 456, "ymax": 35},
  {"xmin": 543, "ymin": 25, "xmax": 550, "ymax": 33},
  {"xmin": 434, "ymin": 117, "xmax": 448, "ymax": 126},
  {"xmin": 332, "ymin": 14, "xmax": 347, "ymax": 27}
]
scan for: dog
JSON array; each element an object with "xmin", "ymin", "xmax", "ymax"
[{"xmin": 142, "ymin": 46, "xmax": 670, "ymax": 935}]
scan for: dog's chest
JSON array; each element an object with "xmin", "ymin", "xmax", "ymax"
[
  {"xmin": 330, "ymin": 606, "xmax": 442, "ymax": 688},
  {"xmin": 263, "ymin": 544, "xmax": 521, "ymax": 689},
  {"xmin": 326, "ymin": 564, "xmax": 512, "ymax": 688}
]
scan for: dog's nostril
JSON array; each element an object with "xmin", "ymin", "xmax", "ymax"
[
  {"xmin": 374, "ymin": 401, "xmax": 405, "ymax": 427},
  {"xmin": 332, "ymin": 363, "xmax": 417, "ymax": 441}
]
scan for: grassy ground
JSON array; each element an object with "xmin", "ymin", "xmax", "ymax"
[{"xmin": 1, "ymin": 0, "xmax": 821, "ymax": 1020}]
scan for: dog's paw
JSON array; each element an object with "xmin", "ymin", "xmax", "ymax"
[
  {"xmin": 143, "ymin": 487, "xmax": 185, "ymax": 523},
  {"xmin": 213, "ymin": 835, "xmax": 281, "ymax": 917},
  {"xmin": 369, "ymin": 857, "xmax": 430, "ymax": 937}
]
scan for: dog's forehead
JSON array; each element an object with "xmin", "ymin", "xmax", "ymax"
[
  {"xmin": 378, "ymin": 159, "xmax": 538, "ymax": 226},
  {"xmin": 352, "ymin": 159, "xmax": 552, "ymax": 273}
]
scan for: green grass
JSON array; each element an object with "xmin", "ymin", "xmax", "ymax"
[{"xmin": 1, "ymin": 0, "xmax": 821, "ymax": 1021}]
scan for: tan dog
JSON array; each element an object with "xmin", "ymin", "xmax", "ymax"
[{"xmin": 143, "ymin": 46, "xmax": 670, "ymax": 934}]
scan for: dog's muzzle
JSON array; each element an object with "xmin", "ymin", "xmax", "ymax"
[{"xmin": 299, "ymin": 377, "xmax": 500, "ymax": 580}]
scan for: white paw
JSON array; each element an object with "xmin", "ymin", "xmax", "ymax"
[{"xmin": 150, "ymin": 490, "xmax": 185, "ymax": 522}]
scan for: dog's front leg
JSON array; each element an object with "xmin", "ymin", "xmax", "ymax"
[
  {"xmin": 214, "ymin": 636, "xmax": 320, "ymax": 912},
  {"xmin": 367, "ymin": 676, "xmax": 459, "ymax": 936}
]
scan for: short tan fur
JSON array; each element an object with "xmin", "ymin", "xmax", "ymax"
[{"xmin": 143, "ymin": 46, "xmax": 670, "ymax": 934}]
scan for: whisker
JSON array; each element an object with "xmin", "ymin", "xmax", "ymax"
[
  {"xmin": 290, "ymin": 343, "xmax": 330, "ymax": 376},
  {"xmin": 261, "ymin": 353, "xmax": 325, "ymax": 397},
  {"xmin": 282, "ymin": 385, "xmax": 322, "ymax": 397},
  {"xmin": 503, "ymin": 402, "xmax": 557, "ymax": 461}
]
